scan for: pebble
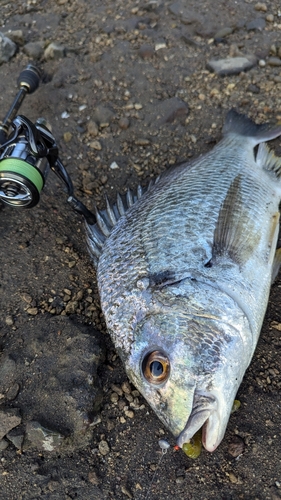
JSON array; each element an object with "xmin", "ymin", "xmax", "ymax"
[
  {"xmin": 99, "ymin": 439, "xmax": 110, "ymax": 455},
  {"xmin": 0, "ymin": 32, "xmax": 17, "ymax": 63},
  {"xmin": 44, "ymin": 42, "xmax": 66, "ymax": 60},
  {"xmin": 135, "ymin": 138, "xmax": 151, "ymax": 146},
  {"xmin": 228, "ymin": 472, "xmax": 238, "ymax": 484},
  {"xmin": 228, "ymin": 435, "xmax": 245, "ymax": 457},
  {"xmin": 125, "ymin": 410, "xmax": 134, "ymax": 419},
  {"xmin": 266, "ymin": 14, "xmax": 274, "ymax": 22},
  {"xmin": 87, "ymin": 120, "xmax": 99, "ymax": 137},
  {"xmin": 63, "ymin": 132, "xmax": 73, "ymax": 142},
  {"xmin": 0, "ymin": 439, "xmax": 9, "ymax": 451},
  {"xmin": 5, "ymin": 316, "xmax": 14, "ymax": 326},
  {"xmin": 110, "ymin": 161, "xmax": 120, "ymax": 169},
  {"xmin": 138, "ymin": 44, "xmax": 155, "ymax": 59},
  {"xmin": 121, "ymin": 485, "xmax": 133, "ymax": 499},
  {"xmin": 214, "ymin": 27, "xmax": 233, "ymax": 40},
  {"xmin": 88, "ymin": 470, "xmax": 100, "ymax": 485},
  {"xmin": 121, "ymin": 381, "xmax": 131, "ymax": 394},
  {"xmin": 89, "ymin": 140, "xmax": 102, "ymax": 150},
  {"xmin": 26, "ymin": 307, "xmax": 38, "ymax": 316},
  {"xmin": 0, "ymin": 408, "xmax": 21, "ymax": 440},
  {"xmin": 207, "ymin": 56, "xmax": 257, "ymax": 76},
  {"xmin": 110, "ymin": 392, "xmax": 119, "ymax": 403},
  {"xmin": 247, "ymin": 83, "xmax": 260, "ymax": 93},
  {"xmin": 6, "ymin": 428, "xmax": 24, "ymax": 450},
  {"xmin": 118, "ymin": 117, "xmax": 130, "ymax": 130},
  {"xmin": 6, "ymin": 383, "xmax": 20, "ymax": 401},
  {"xmin": 259, "ymin": 59, "xmax": 266, "ymax": 67},
  {"xmin": 93, "ymin": 105, "xmax": 115, "ymax": 125},
  {"xmin": 111, "ymin": 384, "xmax": 123, "ymax": 396},
  {"xmin": 23, "ymin": 41, "xmax": 44, "ymax": 59},
  {"xmin": 255, "ymin": 2, "xmax": 267, "ymax": 11},
  {"xmin": 3, "ymin": 30, "xmax": 24, "ymax": 45},
  {"xmin": 246, "ymin": 18, "xmax": 266, "ymax": 31},
  {"xmin": 267, "ymin": 57, "xmax": 281, "ymax": 66}
]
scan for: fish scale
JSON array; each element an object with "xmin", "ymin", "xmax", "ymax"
[{"xmin": 87, "ymin": 110, "xmax": 281, "ymax": 452}]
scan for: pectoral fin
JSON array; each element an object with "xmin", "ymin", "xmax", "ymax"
[{"xmin": 211, "ymin": 175, "xmax": 260, "ymax": 266}]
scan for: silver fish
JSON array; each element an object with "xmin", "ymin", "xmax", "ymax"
[{"xmin": 86, "ymin": 110, "xmax": 281, "ymax": 452}]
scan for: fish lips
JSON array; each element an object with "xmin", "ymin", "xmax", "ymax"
[{"xmin": 176, "ymin": 391, "xmax": 221, "ymax": 452}]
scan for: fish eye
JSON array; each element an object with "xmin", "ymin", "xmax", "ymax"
[{"xmin": 142, "ymin": 350, "xmax": 170, "ymax": 385}]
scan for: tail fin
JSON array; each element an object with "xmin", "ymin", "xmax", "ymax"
[{"xmin": 223, "ymin": 109, "xmax": 281, "ymax": 145}]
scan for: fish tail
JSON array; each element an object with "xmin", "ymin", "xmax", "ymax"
[{"xmin": 223, "ymin": 109, "xmax": 281, "ymax": 145}]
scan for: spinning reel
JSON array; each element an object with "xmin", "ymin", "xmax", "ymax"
[{"xmin": 0, "ymin": 64, "xmax": 95, "ymax": 222}]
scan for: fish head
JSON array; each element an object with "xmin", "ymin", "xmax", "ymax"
[{"xmin": 122, "ymin": 312, "xmax": 244, "ymax": 452}]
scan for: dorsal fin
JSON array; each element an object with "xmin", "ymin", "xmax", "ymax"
[
  {"xmin": 257, "ymin": 142, "xmax": 281, "ymax": 177},
  {"xmin": 86, "ymin": 177, "xmax": 160, "ymax": 266},
  {"xmin": 211, "ymin": 175, "xmax": 260, "ymax": 266}
]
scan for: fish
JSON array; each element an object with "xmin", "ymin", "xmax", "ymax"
[{"xmin": 86, "ymin": 110, "xmax": 281, "ymax": 452}]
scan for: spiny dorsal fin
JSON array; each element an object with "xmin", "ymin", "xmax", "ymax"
[
  {"xmin": 257, "ymin": 143, "xmax": 281, "ymax": 177},
  {"xmin": 86, "ymin": 178, "xmax": 160, "ymax": 266},
  {"xmin": 211, "ymin": 175, "xmax": 260, "ymax": 266}
]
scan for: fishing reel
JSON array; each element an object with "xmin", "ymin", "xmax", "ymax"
[{"xmin": 0, "ymin": 63, "xmax": 95, "ymax": 222}]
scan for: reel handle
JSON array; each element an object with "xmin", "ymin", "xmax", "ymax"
[{"xmin": 0, "ymin": 64, "xmax": 41, "ymax": 145}]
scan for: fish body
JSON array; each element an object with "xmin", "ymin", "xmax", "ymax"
[{"xmin": 86, "ymin": 110, "xmax": 281, "ymax": 451}]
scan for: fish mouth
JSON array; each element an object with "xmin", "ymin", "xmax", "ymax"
[{"xmin": 176, "ymin": 391, "xmax": 220, "ymax": 452}]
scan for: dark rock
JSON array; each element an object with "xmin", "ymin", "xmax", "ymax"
[
  {"xmin": 247, "ymin": 83, "xmax": 260, "ymax": 93},
  {"xmin": 228, "ymin": 435, "xmax": 245, "ymax": 457},
  {"xmin": 246, "ymin": 18, "xmax": 266, "ymax": 31},
  {"xmin": 44, "ymin": 42, "xmax": 66, "ymax": 60},
  {"xmin": 0, "ymin": 32, "xmax": 17, "ymax": 63},
  {"xmin": 6, "ymin": 425, "xmax": 25, "ymax": 450},
  {"xmin": 0, "ymin": 408, "xmax": 21, "ymax": 439},
  {"xmin": 138, "ymin": 44, "xmax": 155, "ymax": 59},
  {"xmin": 24, "ymin": 421, "xmax": 64, "ymax": 452},
  {"xmin": 93, "ymin": 104, "xmax": 115, "ymax": 125},
  {"xmin": 206, "ymin": 56, "xmax": 257, "ymax": 76},
  {"xmin": 145, "ymin": 97, "xmax": 189, "ymax": 126}
]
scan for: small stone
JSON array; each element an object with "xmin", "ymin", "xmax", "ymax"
[
  {"xmin": 266, "ymin": 14, "xmax": 274, "ymax": 22},
  {"xmin": 111, "ymin": 384, "xmax": 123, "ymax": 396},
  {"xmin": 247, "ymin": 83, "xmax": 260, "ymax": 93},
  {"xmin": 135, "ymin": 138, "xmax": 151, "ymax": 146},
  {"xmin": 259, "ymin": 59, "xmax": 266, "ymax": 67},
  {"xmin": 98, "ymin": 439, "xmax": 110, "ymax": 455},
  {"xmin": 6, "ymin": 383, "xmax": 20, "ymax": 401},
  {"xmin": 214, "ymin": 27, "xmax": 233, "ymax": 39},
  {"xmin": 207, "ymin": 56, "xmax": 257, "ymax": 76},
  {"xmin": 5, "ymin": 316, "xmax": 14, "ymax": 326},
  {"xmin": 3, "ymin": 30, "xmax": 24, "ymax": 45},
  {"xmin": 87, "ymin": 120, "xmax": 99, "ymax": 137},
  {"xmin": 155, "ymin": 42, "xmax": 167, "ymax": 51},
  {"xmin": 63, "ymin": 132, "xmax": 73, "ymax": 142},
  {"xmin": 124, "ymin": 410, "xmax": 134, "ymax": 419},
  {"xmin": 246, "ymin": 18, "xmax": 266, "ymax": 31},
  {"xmin": 21, "ymin": 293, "xmax": 33, "ymax": 304},
  {"xmin": 0, "ymin": 408, "xmax": 21, "ymax": 440},
  {"xmin": 134, "ymin": 103, "xmax": 143, "ymax": 110},
  {"xmin": 23, "ymin": 41, "xmax": 44, "ymax": 60},
  {"xmin": 255, "ymin": 2, "xmax": 267, "ymax": 11},
  {"xmin": 88, "ymin": 470, "xmax": 100, "ymax": 485},
  {"xmin": 26, "ymin": 307, "xmax": 38, "ymax": 316},
  {"xmin": 65, "ymin": 300, "xmax": 78, "ymax": 314},
  {"xmin": 228, "ymin": 472, "xmax": 238, "ymax": 484},
  {"xmin": 118, "ymin": 117, "xmax": 130, "ymax": 130},
  {"xmin": 267, "ymin": 57, "xmax": 281, "ymax": 66},
  {"xmin": 121, "ymin": 381, "xmax": 131, "ymax": 394},
  {"xmin": 110, "ymin": 392, "xmax": 119, "ymax": 403},
  {"xmin": 228, "ymin": 435, "xmax": 245, "ymax": 457},
  {"xmin": 44, "ymin": 42, "xmax": 65, "ymax": 60},
  {"xmin": 6, "ymin": 427, "xmax": 24, "ymax": 450},
  {"xmin": 89, "ymin": 140, "xmax": 102, "ymax": 150},
  {"xmin": 93, "ymin": 105, "xmax": 115, "ymax": 125},
  {"xmin": 176, "ymin": 476, "xmax": 184, "ymax": 484},
  {"xmin": 0, "ymin": 32, "xmax": 17, "ymax": 63},
  {"xmin": 121, "ymin": 485, "xmax": 133, "ymax": 499},
  {"xmin": 110, "ymin": 161, "xmax": 120, "ymax": 169},
  {"xmin": 120, "ymin": 416, "xmax": 126, "ymax": 424},
  {"xmin": 138, "ymin": 44, "xmax": 154, "ymax": 59},
  {"xmin": 0, "ymin": 439, "xmax": 9, "ymax": 451}
]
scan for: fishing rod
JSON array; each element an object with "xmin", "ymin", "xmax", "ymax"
[{"xmin": 0, "ymin": 63, "xmax": 95, "ymax": 223}]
